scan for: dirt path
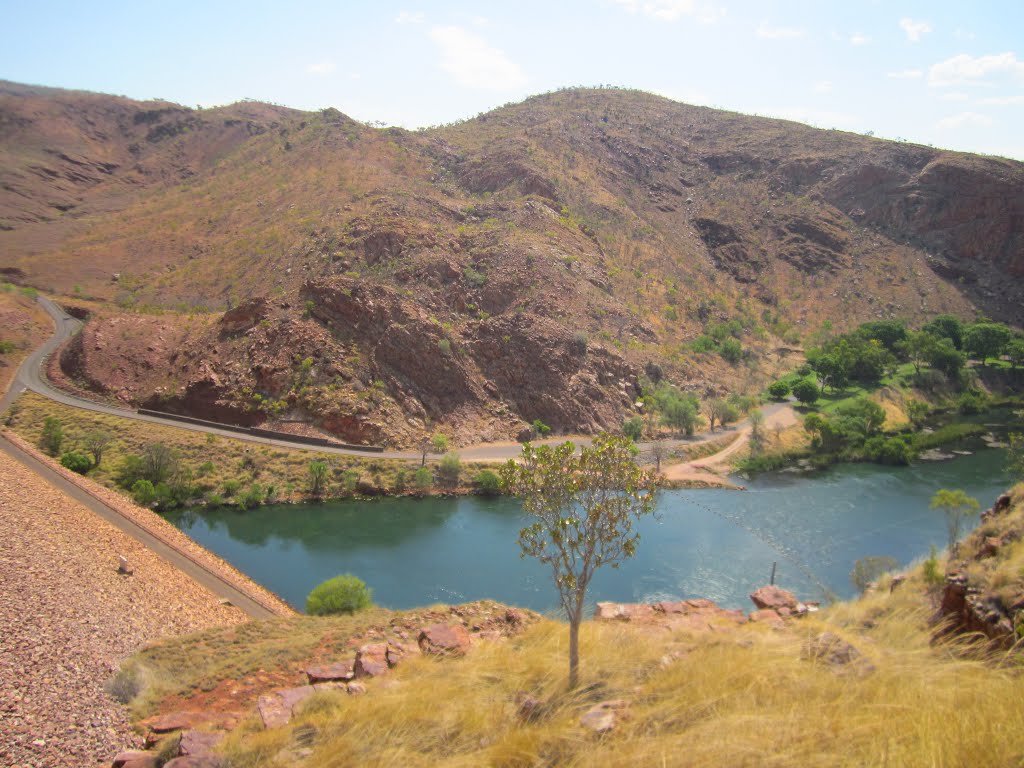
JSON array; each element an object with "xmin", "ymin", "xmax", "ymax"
[
  {"xmin": 0, "ymin": 445, "xmax": 253, "ymax": 767},
  {"xmin": 660, "ymin": 404, "xmax": 798, "ymax": 487}
]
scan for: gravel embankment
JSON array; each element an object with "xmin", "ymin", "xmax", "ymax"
[{"xmin": 0, "ymin": 448, "xmax": 248, "ymax": 768}]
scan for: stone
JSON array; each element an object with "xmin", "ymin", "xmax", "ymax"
[
  {"xmin": 346, "ymin": 682, "xmax": 368, "ymax": 695},
  {"xmin": 179, "ymin": 730, "xmax": 224, "ymax": 757},
  {"xmin": 112, "ymin": 751, "xmax": 158, "ymax": 768},
  {"xmin": 305, "ymin": 660, "xmax": 355, "ymax": 684},
  {"xmin": 355, "ymin": 643, "xmax": 391, "ymax": 677},
  {"xmin": 580, "ymin": 699, "xmax": 629, "ymax": 734},
  {"xmin": 802, "ymin": 632, "xmax": 874, "ymax": 674},
  {"xmin": 978, "ymin": 537, "xmax": 1002, "ymax": 559},
  {"xmin": 418, "ymin": 623, "xmax": 472, "ymax": 656},
  {"xmin": 146, "ymin": 711, "xmax": 210, "ymax": 734},
  {"xmin": 889, "ymin": 574, "xmax": 907, "ymax": 593},
  {"xmin": 164, "ymin": 758, "xmax": 226, "ymax": 768},
  {"xmin": 593, "ymin": 602, "xmax": 655, "ymax": 621},
  {"xmin": 386, "ymin": 641, "xmax": 420, "ymax": 667},
  {"xmin": 749, "ymin": 585, "xmax": 800, "ymax": 612},
  {"xmin": 748, "ymin": 609, "xmax": 785, "ymax": 629},
  {"xmin": 258, "ymin": 686, "xmax": 315, "ymax": 729}
]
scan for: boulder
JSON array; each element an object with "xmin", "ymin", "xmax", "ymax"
[
  {"xmin": 748, "ymin": 609, "xmax": 785, "ymax": 629},
  {"xmin": 146, "ymin": 711, "xmax": 210, "ymax": 734},
  {"xmin": 419, "ymin": 623, "xmax": 473, "ymax": 656},
  {"xmin": 112, "ymin": 751, "xmax": 158, "ymax": 768},
  {"xmin": 346, "ymin": 681, "xmax": 367, "ymax": 695},
  {"xmin": 257, "ymin": 686, "xmax": 315, "ymax": 729},
  {"xmin": 749, "ymin": 585, "xmax": 799, "ymax": 612},
  {"xmin": 305, "ymin": 660, "xmax": 355, "ymax": 684},
  {"xmin": 593, "ymin": 602, "xmax": 655, "ymax": 621},
  {"xmin": 355, "ymin": 643, "xmax": 390, "ymax": 677},
  {"xmin": 386, "ymin": 641, "xmax": 420, "ymax": 667},
  {"xmin": 179, "ymin": 730, "xmax": 224, "ymax": 758},
  {"xmin": 580, "ymin": 699, "xmax": 629, "ymax": 734},
  {"xmin": 164, "ymin": 758, "xmax": 226, "ymax": 768},
  {"xmin": 802, "ymin": 632, "xmax": 874, "ymax": 674}
]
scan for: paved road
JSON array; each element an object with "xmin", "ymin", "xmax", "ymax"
[
  {"xmin": 0, "ymin": 435, "xmax": 283, "ymax": 619},
  {"xmin": 4, "ymin": 296, "xmax": 786, "ymax": 463}
]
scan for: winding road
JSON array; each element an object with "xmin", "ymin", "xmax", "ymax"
[{"xmin": 2, "ymin": 296, "xmax": 794, "ymax": 465}]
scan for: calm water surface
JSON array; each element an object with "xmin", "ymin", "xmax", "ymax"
[{"xmin": 169, "ymin": 435, "xmax": 1015, "ymax": 613}]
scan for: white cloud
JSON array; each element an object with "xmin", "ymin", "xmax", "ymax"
[
  {"xmin": 756, "ymin": 23, "xmax": 805, "ymax": 40},
  {"xmin": 471, "ymin": 15, "xmax": 491, "ymax": 27},
  {"xmin": 429, "ymin": 26, "xmax": 527, "ymax": 90},
  {"xmin": 936, "ymin": 111, "xmax": 995, "ymax": 130},
  {"xmin": 899, "ymin": 18, "xmax": 932, "ymax": 42},
  {"xmin": 395, "ymin": 11, "xmax": 425, "ymax": 24},
  {"xmin": 306, "ymin": 60, "xmax": 336, "ymax": 75},
  {"xmin": 978, "ymin": 94, "xmax": 1024, "ymax": 106},
  {"xmin": 887, "ymin": 69, "xmax": 923, "ymax": 79},
  {"xmin": 813, "ymin": 81, "xmax": 833, "ymax": 94},
  {"xmin": 939, "ymin": 92, "xmax": 969, "ymax": 102},
  {"xmin": 611, "ymin": 0, "xmax": 724, "ymax": 23},
  {"xmin": 928, "ymin": 52, "xmax": 1024, "ymax": 87},
  {"xmin": 849, "ymin": 33, "xmax": 871, "ymax": 46}
]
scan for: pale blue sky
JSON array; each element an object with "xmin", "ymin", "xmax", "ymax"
[{"xmin": 3, "ymin": 1, "xmax": 1023, "ymax": 159}]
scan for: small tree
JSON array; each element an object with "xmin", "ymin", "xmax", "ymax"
[
  {"xmin": 792, "ymin": 379, "xmax": 820, "ymax": 406},
  {"xmin": 748, "ymin": 410, "xmax": 766, "ymax": 455},
  {"xmin": 306, "ymin": 574, "xmax": 373, "ymax": 615},
  {"xmin": 650, "ymin": 440, "xmax": 671, "ymax": 473},
  {"xmin": 501, "ymin": 434, "xmax": 659, "ymax": 689},
  {"xmin": 83, "ymin": 430, "xmax": 113, "ymax": 467},
  {"xmin": 413, "ymin": 466, "xmax": 433, "ymax": 494},
  {"xmin": 622, "ymin": 416, "xmax": 644, "ymax": 441},
  {"xmin": 60, "ymin": 450, "xmax": 92, "ymax": 474},
  {"xmin": 437, "ymin": 452, "xmax": 462, "ymax": 489},
  {"xmin": 767, "ymin": 380, "xmax": 791, "ymax": 401},
  {"xmin": 905, "ymin": 399, "xmax": 929, "ymax": 428},
  {"xmin": 141, "ymin": 442, "xmax": 177, "ymax": 485},
  {"xmin": 473, "ymin": 469, "xmax": 501, "ymax": 496},
  {"xmin": 307, "ymin": 460, "xmax": 329, "ymax": 497},
  {"xmin": 422, "ymin": 432, "xmax": 448, "ymax": 467},
  {"xmin": 963, "ymin": 323, "xmax": 1012, "ymax": 364},
  {"xmin": 532, "ymin": 419, "xmax": 552, "ymax": 438},
  {"xmin": 40, "ymin": 417, "xmax": 64, "ymax": 456},
  {"xmin": 930, "ymin": 489, "xmax": 980, "ymax": 554},
  {"xmin": 1007, "ymin": 433, "xmax": 1023, "ymax": 479}
]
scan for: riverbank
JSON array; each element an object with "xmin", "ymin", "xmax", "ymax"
[{"xmin": 0, "ymin": 443, "xmax": 251, "ymax": 767}]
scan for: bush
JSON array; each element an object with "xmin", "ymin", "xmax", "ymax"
[
  {"xmin": 437, "ymin": 452, "xmax": 462, "ymax": 489},
  {"xmin": 473, "ymin": 470, "xmax": 501, "ymax": 496},
  {"xmin": 767, "ymin": 380, "xmax": 791, "ymax": 401},
  {"xmin": 131, "ymin": 479, "xmax": 157, "ymax": 506},
  {"xmin": 792, "ymin": 379, "xmax": 820, "ymax": 406},
  {"xmin": 238, "ymin": 484, "xmax": 265, "ymax": 509},
  {"xmin": 222, "ymin": 478, "xmax": 242, "ymax": 498},
  {"xmin": 532, "ymin": 419, "xmax": 551, "ymax": 438},
  {"xmin": 306, "ymin": 574, "xmax": 373, "ymax": 616},
  {"xmin": 850, "ymin": 556, "xmax": 899, "ymax": 594},
  {"xmin": 60, "ymin": 450, "xmax": 92, "ymax": 474},
  {"xmin": 413, "ymin": 466, "xmax": 433, "ymax": 494},
  {"xmin": 622, "ymin": 416, "xmax": 644, "ymax": 441},
  {"xmin": 922, "ymin": 545, "xmax": 944, "ymax": 587},
  {"xmin": 863, "ymin": 436, "xmax": 914, "ymax": 466},
  {"xmin": 39, "ymin": 416, "xmax": 64, "ymax": 456},
  {"xmin": 956, "ymin": 390, "xmax": 988, "ymax": 415}
]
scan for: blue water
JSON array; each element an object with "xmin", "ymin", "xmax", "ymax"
[{"xmin": 167, "ymin": 441, "xmax": 1014, "ymax": 613}]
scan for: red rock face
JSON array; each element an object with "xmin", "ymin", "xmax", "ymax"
[{"xmin": 418, "ymin": 623, "xmax": 473, "ymax": 656}]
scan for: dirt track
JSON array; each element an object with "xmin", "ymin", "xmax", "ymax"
[{"xmin": 0, "ymin": 446, "xmax": 254, "ymax": 767}]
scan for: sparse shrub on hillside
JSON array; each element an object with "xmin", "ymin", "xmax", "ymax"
[
  {"xmin": 0, "ymin": 340, "xmax": 15, "ymax": 355},
  {"xmin": 413, "ymin": 466, "xmax": 432, "ymax": 494},
  {"xmin": 437, "ymin": 452, "xmax": 462, "ymax": 489},
  {"xmin": 39, "ymin": 416, "xmax": 64, "ymax": 456},
  {"xmin": 922, "ymin": 545, "xmax": 944, "ymax": 587},
  {"xmin": 131, "ymin": 479, "xmax": 157, "ymax": 506},
  {"xmin": 622, "ymin": 416, "xmax": 644, "ymax": 441},
  {"xmin": 850, "ymin": 555, "xmax": 899, "ymax": 594},
  {"xmin": 956, "ymin": 390, "xmax": 988, "ymax": 415},
  {"xmin": 532, "ymin": 420, "xmax": 551, "ymax": 438},
  {"xmin": 83, "ymin": 430, "xmax": 113, "ymax": 467},
  {"xmin": 60, "ymin": 450, "xmax": 92, "ymax": 474},
  {"xmin": 307, "ymin": 460, "xmax": 329, "ymax": 497},
  {"xmin": 931, "ymin": 489, "xmax": 980, "ymax": 554},
  {"xmin": 306, "ymin": 574, "xmax": 372, "ymax": 616},
  {"xmin": 437, "ymin": 338, "xmax": 452, "ymax": 355},
  {"xmin": 222, "ymin": 478, "xmax": 241, "ymax": 498}
]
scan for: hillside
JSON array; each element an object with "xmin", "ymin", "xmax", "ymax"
[{"xmin": 2, "ymin": 83, "xmax": 1023, "ymax": 445}]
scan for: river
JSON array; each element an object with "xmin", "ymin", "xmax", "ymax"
[{"xmin": 166, "ymin": 425, "xmax": 1017, "ymax": 614}]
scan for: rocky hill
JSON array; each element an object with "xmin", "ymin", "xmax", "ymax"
[{"xmin": 2, "ymin": 82, "xmax": 1022, "ymax": 445}]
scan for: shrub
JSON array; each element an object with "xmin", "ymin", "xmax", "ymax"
[
  {"xmin": 306, "ymin": 574, "xmax": 373, "ymax": 616},
  {"xmin": 307, "ymin": 460, "xmax": 329, "ymax": 496},
  {"xmin": 437, "ymin": 452, "xmax": 462, "ymax": 489},
  {"xmin": 393, "ymin": 469, "xmax": 408, "ymax": 493},
  {"xmin": 850, "ymin": 556, "xmax": 899, "ymax": 594},
  {"xmin": 792, "ymin": 379, "xmax": 820, "ymax": 406},
  {"xmin": 39, "ymin": 416, "xmax": 64, "ymax": 456},
  {"xmin": 473, "ymin": 470, "xmax": 501, "ymax": 496},
  {"xmin": 131, "ymin": 479, "xmax": 157, "ymax": 506},
  {"xmin": 238, "ymin": 484, "xmax": 265, "ymax": 509},
  {"xmin": 532, "ymin": 419, "xmax": 551, "ymax": 438},
  {"xmin": 222, "ymin": 479, "xmax": 242, "ymax": 498},
  {"xmin": 863, "ymin": 436, "xmax": 914, "ymax": 466},
  {"xmin": 622, "ymin": 416, "xmax": 644, "ymax": 441},
  {"xmin": 437, "ymin": 338, "xmax": 452, "ymax": 355},
  {"xmin": 956, "ymin": 390, "xmax": 988, "ymax": 415},
  {"xmin": 60, "ymin": 450, "xmax": 92, "ymax": 474},
  {"xmin": 922, "ymin": 545, "xmax": 943, "ymax": 587},
  {"xmin": 718, "ymin": 337, "xmax": 743, "ymax": 364},
  {"xmin": 413, "ymin": 466, "xmax": 433, "ymax": 493},
  {"xmin": 767, "ymin": 380, "xmax": 791, "ymax": 401}
]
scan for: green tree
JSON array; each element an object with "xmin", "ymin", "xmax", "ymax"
[
  {"xmin": 748, "ymin": 410, "xmax": 766, "ymax": 455},
  {"xmin": 705, "ymin": 398, "xmax": 739, "ymax": 432},
  {"xmin": 501, "ymin": 434, "xmax": 659, "ymax": 689},
  {"xmin": 661, "ymin": 395, "xmax": 700, "ymax": 436},
  {"xmin": 131, "ymin": 479, "xmax": 157, "ymax": 506},
  {"xmin": 1008, "ymin": 433, "xmax": 1023, "ymax": 479},
  {"xmin": 60, "ymin": 450, "xmax": 92, "ymax": 474},
  {"xmin": 905, "ymin": 399, "xmax": 930, "ymax": 428},
  {"xmin": 792, "ymin": 379, "xmax": 820, "ymax": 406},
  {"xmin": 39, "ymin": 417, "xmax": 64, "ymax": 456},
  {"xmin": 856, "ymin": 319, "xmax": 908, "ymax": 352},
  {"xmin": 422, "ymin": 432, "xmax": 448, "ymax": 466},
  {"xmin": 307, "ymin": 460, "xmax": 329, "ymax": 497},
  {"xmin": 413, "ymin": 466, "xmax": 433, "ymax": 494},
  {"xmin": 473, "ymin": 469, "xmax": 501, "ymax": 496},
  {"xmin": 141, "ymin": 442, "xmax": 177, "ymax": 485},
  {"xmin": 926, "ymin": 338, "xmax": 966, "ymax": 380},
  {"xmin": 930, "ymin": 489, "xmax": 980, "ymax": 554},
  {"xmin": 963, "ymin": 323, "xmax": 1012, "ymax": 364},
  {"xmin": 532, "ymin": 419, "xmax": 552, "ymax": 438},
  {"xmin": 922, "ymin": 315, "xmax": 964, "ymax": 350},
  {"xmin": 83, "ymin": 430, "xmax": 113, "ymax": 467},
  {"xmin": 622, "ymin": 415, "xmax": 644, "ymax": 441},
  {"xmin": 897, "ymin": 331, "xmax": 940, "ymax": 375},
  {"xmin": 306, "ymin": 574, "xmax": 373, "ymax": 615},
  {"xmin": 650, "ymin": 440, "xmax": 671, "ymax": 472},
  {"xmin": 1006, "ymin": 339, "xmax": 1024, "ymax": 369},
  {"xmin": 766, "ymin": 380, "xmax": 791, "ymax": 401}
]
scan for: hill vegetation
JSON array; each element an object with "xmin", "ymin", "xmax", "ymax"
[{"xmin": 2, "ymin": 81, "xmax": 1023, "ymax": 446}]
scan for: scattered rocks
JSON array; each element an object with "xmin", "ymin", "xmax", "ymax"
[
  {"xmin": 112, "ymin": 750, "xmax": 158, "ymax": 768},
  {"xmin": 354, "ymin": 643, "xmax": 390, "ymax": 678},
  {"xmin": 748, "ymin": 609, "xmax": 786, "ymax": 629},
  {"xmin": 305, "ymin": 660, "xmax": 355, "ymax": 684},
  {"xmin": 802, "ymin": 632, "xmax": 874, "ymax": 674},
  {"xmin": 749, "ymin": 585, "xmax": 799, "ymax": 612},
  {"xmin": 179, "ymin": 730, "xmax": 224, "ymax": 758},
  {"xmin": 580, "ymin": 699, "xmax": 629, "ymax": 734},
  {"xmin": 419, "ymin": 623, "xmax": 473, "ymax": 656},
  {"xmin": 257, "ymin": 686, "xmax": 315, "ymax": 730}
]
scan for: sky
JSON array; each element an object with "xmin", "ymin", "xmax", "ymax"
[{"xmin": 2, "ymin": 1, "xmax": 1023, "ymax": 160}]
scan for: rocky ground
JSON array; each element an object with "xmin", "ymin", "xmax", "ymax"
[{"xmin": 0, "ymin": 448, "xmax": 247, "ymax": 768}]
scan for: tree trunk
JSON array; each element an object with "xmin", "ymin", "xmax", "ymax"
[{"xmin": 568, "ymin": 616, "xmax": 580, "ymax": 690}]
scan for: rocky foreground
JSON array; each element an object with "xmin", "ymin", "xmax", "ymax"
[{"xmin": 0, "ymin": 447, "xmax": 247, "ymax": 768}]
